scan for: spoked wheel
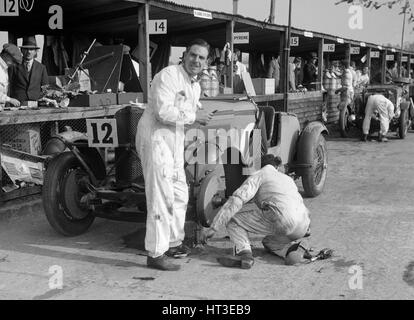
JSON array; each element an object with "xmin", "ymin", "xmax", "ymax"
[
  {"xmin": 301, "ymin": 135, "xmax": 328, "ymax": 197},
  {"xmin": 42, "ymin": 152, "xmax": 95, "ymax": 236},
  {"xmin": 339, "ymin": 107, "xmax": 350, "ymax": 138},
  {"xmin": 196, "ymin": 169, "xmax": 225, "ymax": 227},
  {"xmin": 399, "ymin": 108, "xmax": 409, "ymax": 139}
]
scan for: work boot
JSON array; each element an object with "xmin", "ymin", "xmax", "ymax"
[
  {"xmin": 217, "ymin": 250, "xmax": 254, "ymax": 269},
  {"xmin": 165, "ymin": 244, "xmax": 191, "ymax": 259},
  {"xmin": 361, "ymin": 134, "xmax": 368, "ymax": 142},
  {"xmin": 378, "ymin": 134, "xmax": 388, "ymax": 142},
  {"xmin": 147, "ymin": 254, "xmax": 181, "ymax": 271}
]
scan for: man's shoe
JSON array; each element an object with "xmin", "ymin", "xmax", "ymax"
[
  {"xmin": 361, "ymin": 134, "xmax": 368, "ymax": 142},
  {"xmin": 165, "ymin": 244, "xmax": 191, "ymax": 258},
  {"xmin": 147, "ymin": 255, "xmax": 181, "ymax": 271},
  {"xmin": 378, "ymin": 134, "xmax": 388, "ymax": 142},
  {"xmin": 217, "ymin": 250, "xmax": 254, "ymax": 269}
]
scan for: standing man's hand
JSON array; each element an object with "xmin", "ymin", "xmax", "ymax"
[
  {"xmin": 195, "ymin": 109, "xmax": 216, "ymax": 126},
  {"xmin": 8, "ymin": 98, "xmax": 20, "ymax": 107}
]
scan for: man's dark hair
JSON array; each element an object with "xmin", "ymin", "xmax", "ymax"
[
  {"xmin": 261, "ymin": 154, "xmax": 282, "ymax": 168},
  {"xmin": 186, "ymin": 38, "xmax": 210, "ymax": 53}
]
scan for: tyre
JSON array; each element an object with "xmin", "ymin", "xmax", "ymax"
[
  {"xmin": 339, "ymin": 107, "xmax": 350, "ymax": 138},
  {"xmin": 42, "ymin": 152, "xmax": 95, "ymax": 236},
  {"xmin": 301, "ymin": 135, "xmax": 328, "ymax": 197},
  {"xmin": 399, "ymin": 108, "xmax": 409, "ymax": 139}
]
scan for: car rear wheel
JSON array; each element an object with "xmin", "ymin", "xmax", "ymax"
[
  {"xmin": 301, "ymin": 135, "xmax": 328, "ymax": 197},
  {"xmin": 42, "ymin": 152, "xmax": 95, "ymax": 236}
]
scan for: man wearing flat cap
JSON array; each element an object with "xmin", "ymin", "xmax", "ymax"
[
  {"xmin": 302, "ymin": 52, "xmax": 318, "ymax": 90},
  {"xmin": 9, "ymin": 36, "xmax": 48, "ymax": 104},
  {"xmin": 0, "ymin": 43, "xmax": 22, "ymax": 110}
]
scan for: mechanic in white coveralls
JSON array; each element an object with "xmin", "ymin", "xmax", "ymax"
[
  {"xmin": 361, "ymin": 94, "xmax": 396, "ymax": 142},
  {"xmin": 200, "ymin": 154, "xmax": 312, "ymax": 269},
  {"xmin": 136, "ymin": 39, "xmax": 216, "ymax": 271}
]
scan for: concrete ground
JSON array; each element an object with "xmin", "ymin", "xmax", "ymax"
[{"xmin": 0, "ymin": 126, "xmax": 414, "ymax": 300}]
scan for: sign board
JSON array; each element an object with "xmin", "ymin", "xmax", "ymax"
[
  {"xmin": 336, "ymin": 38, "xmax": 344, "ymax": 44},
  {"xmin": 350, "ymin": 47, "xmax": 360, "ymax": 55},
  {"xmin": 370, "ymin": 51, "xmax": 380, "ymax": 58},
  {"xmin": 149, "ymin": 19, "xmax": 167, "ymax": 34},
  {"xmin": 0, "ymin": 0, "xmax": 19, "ymax": 16},
  {"xmin": 193, "ymin": 9, "xmax": 212, "ymax": 19},
  {"xmin": 290, "ymin": 36, "xmax": 299, "ymax": 46},
  {"xmin": 402, "ymin": 56, "xmax": 408, "ymax": 62},
  {"xmin": 386, "ymin": 54, "xmax": 395, "ymax": 61},
  {"xmin": 86, "ymin": 119, "xmax": 119, "ymax": 148},
  {"xmin": 234, "ymin": 32, "xmax": 249, "ymax": 44},
  {"xmin": 304, "ymin": 31, "xmax": 313, "ymax": 38},
  {"xmin": 323, "ymin": 43, "xmax": 335, "ymax": 52}
]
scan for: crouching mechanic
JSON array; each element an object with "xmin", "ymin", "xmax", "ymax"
[
  {"xmin": 200, "ymin": 155, "xmax": 312, "ymax": 269},
  {"xmin": 361, "ymin": 94, "xmax": 396, "ymax": 142}
]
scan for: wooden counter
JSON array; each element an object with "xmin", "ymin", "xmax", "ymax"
[{"xmin": 0, "ymin": 104, "xmax": 129, "ymax": 126}]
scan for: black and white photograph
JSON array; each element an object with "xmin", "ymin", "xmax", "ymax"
[{"xmin": 0, "ymin": 0, "xmax": 413, "ymax": 307}]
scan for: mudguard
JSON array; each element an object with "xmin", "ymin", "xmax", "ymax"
[
  {"xmin": 43, "ymin": 130, "xmax": 106, "ymax": 181},
  {"xmin": 294, "ymin": 121, "xmax": 328, "ymax": 176}
]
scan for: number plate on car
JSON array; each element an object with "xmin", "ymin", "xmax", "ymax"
[{"xmin": 86, "ymin": 119, "xmax": 119, "ymax": 148}]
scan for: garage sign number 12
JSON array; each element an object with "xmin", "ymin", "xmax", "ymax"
[
  {"xmin": 0, "ymin": 0, "xmax": 19, "ymax": 16},
  {"xmin": 86, "ymin": 119, "xmax": 119, "ymax": 148}
]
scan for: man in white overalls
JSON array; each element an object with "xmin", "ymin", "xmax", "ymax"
[{"xmin": 136, "ymin": 39, "xmax": 215, "ymax": 271}]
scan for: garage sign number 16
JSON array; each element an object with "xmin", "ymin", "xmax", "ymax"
[{"xmin": 86, "ymin": 119, "xmax": 119, "ymax": 148}]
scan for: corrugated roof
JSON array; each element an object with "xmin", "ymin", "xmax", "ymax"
[{"xmin": 0, "ymin": 0, "xmax": 411, "ymax": 55}]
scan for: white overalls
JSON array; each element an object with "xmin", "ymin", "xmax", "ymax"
[
  {"xmin": 136, "ymin": 64, "xmax": 201, "ymax": 258},
  {"xmin": 210, "ymin": 165, "xmax": 311, "ymax": 258},
  {"xmin": 362, "ymin": 94, "xmax": 395, "ymax": 136}
]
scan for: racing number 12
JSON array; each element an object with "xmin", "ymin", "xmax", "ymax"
[
  {"xmin": 86, "ymin": 119, "xmax": 119, "ymax": 148},
  {"xmin": 91, "ymin": 122, "xmax": 113, "ymax": 144}
]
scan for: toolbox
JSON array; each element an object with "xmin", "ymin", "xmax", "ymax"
[
  {"xmin": 68, "ymin": 93, "xmax": 117, "ymax": 107},
  {"xmin": 116, "ymin": 92, "xmax": 144, "ymax": 105}
]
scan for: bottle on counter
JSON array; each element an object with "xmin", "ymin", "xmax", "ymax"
[
  {"xmin": 209, "ymin": 66, "xmax": 219, "ymax": 97},
  {"xmin": 200, "ymin": 68, "xmax": 211, "ymax": 97}
]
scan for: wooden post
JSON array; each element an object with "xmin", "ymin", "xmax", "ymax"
[
  {"xmin": 279, "ymin": 29, "xmax": 286, "ymax": 95},
  {"xmin": 226, "ymin": 20, "xmax": 234, "ymax": 92},
  {"xmin": 397, "ymin": 51, "xmax": 402, "ymax": 76},
  {"xmin": 381, "ymin": 50, "xmax": 387, "ymax": 84},
  {"xmin": 366, "ymin": 47, "xmax": 372, "ymax": 71},
  {"xmin": 138, "ymin": 3, "xmax": 150, "ymax": 102},
  {"xmin": 346, "ymin": 43, "xmax": 351, "ymax": 66},
  {"xmin": 7, "ymin": 32, "xmax": 17, "ymax": 45},
  {"xmin": 318, "ymin": 38, "xmax": 324, "ymax": 89}
]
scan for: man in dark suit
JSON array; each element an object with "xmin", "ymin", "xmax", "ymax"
[{"xmin": 9, "ymin": 36, "xmax": 48, "ymax": 103}]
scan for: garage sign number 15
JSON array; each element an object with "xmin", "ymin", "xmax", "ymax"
[{"xmin": 86, "ymin": 119, "xmax": 119, "ymax": 148}]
